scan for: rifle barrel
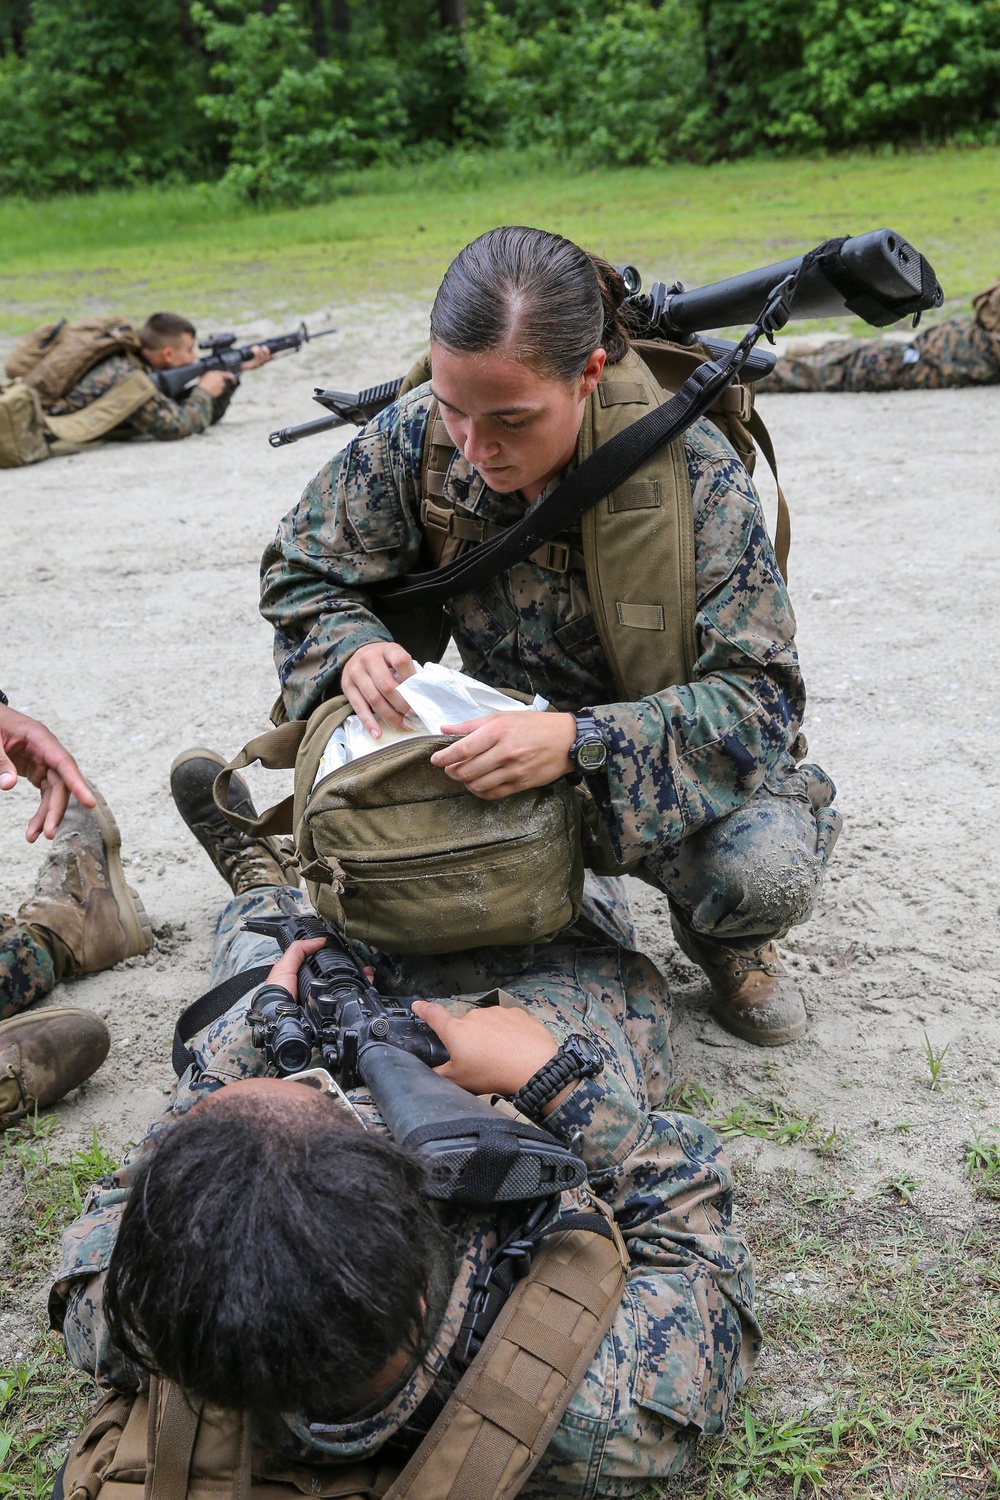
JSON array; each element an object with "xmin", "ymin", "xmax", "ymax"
[{"xmin": 269, "ymin": 412, "xmax": 348, "ymax": 447}]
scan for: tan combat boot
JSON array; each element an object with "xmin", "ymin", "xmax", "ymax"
[
  {"xmin": 170, "ymin": 748, "xmax": 299, "ymax": 894},
  {"xmin": 670, "ymin": 914, "xmax": 806, "ymax": 1046},
  {"xmin": 16, "ymin": 790, "xmax": 153, "ymax": 976},
  {"xmin": 0, "ymin": 1008, "xmax": 111, "ymax": 1125}
]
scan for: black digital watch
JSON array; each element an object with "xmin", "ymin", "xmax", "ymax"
[
  {"xmin": 569, "ymin": 714, "xmax": 608, "ymax": 776},
  {"xmin": 510, "ymin": 1033, "xmax": 604, "ymax": 1121}
]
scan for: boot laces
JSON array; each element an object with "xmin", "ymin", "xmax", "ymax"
[{"xmin": 732, "ymin": 946, "xmax": 780, "ymax": 979}]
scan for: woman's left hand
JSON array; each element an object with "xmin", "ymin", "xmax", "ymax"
[{"xmin": 430, "ymin": 711, "xmax": 576, "ymax": 798}]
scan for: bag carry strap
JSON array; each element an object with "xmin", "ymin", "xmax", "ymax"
[
  {"xmin": 43, "ymin": 369, "xmax": 158, "ymax": 445},
  {"xmin": 172, "ymin": 967, "xmax": 272, "ymax": 1077},
  {"xmin": 211, "ymin": 719, "xmax": 309, "ymax": 838},
  {"xmin": 384, "ymin": 1201, "xmax": 628, "ymax": 1500}
]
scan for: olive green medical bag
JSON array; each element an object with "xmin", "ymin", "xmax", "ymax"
[{"xmin": 215, "ymin": 693, "xmax": 584, "ymax": 955}]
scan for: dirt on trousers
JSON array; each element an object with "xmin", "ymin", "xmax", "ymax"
[{"xmin": 1, "ymin": 303, "xmax": 998, "ymax": 1384}]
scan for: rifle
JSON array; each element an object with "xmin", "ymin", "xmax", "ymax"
[
  {"xmin": 267, "ymin": 226, "xmax": 942, "ymax": 448},
  {"xmin": 243, "ymin": 897, "xmax": 588, "ymax": 1208},
  {"xmin": 150, "ymin": 321, "xmax": 336, "ymax": 402}
]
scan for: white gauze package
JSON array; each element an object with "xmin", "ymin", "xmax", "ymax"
[{"xmin": 312, "ymin": 662, "xmax": 548, "ymax": 789}]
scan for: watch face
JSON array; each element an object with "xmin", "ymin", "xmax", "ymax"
[
  {"xmin": 567, "ymin": 1034, "xmax": 604, "ymax": 1074},
  {"xmin": 577, "ymin": 737, "xmax": 608, "ymax": 771}
]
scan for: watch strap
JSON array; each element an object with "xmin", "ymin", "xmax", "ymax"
[{"xmin": 511, "ymin": 1035, "xmax": 602, "ymax": 1121}]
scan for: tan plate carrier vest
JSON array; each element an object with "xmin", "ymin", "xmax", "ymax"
[
  {"xmin": 383, "ymin": 341, "xmax": 790, "ymax": 702},
  {"xmin": 59, "ymin": 1202, "xmax": 628, "ymax": 1500}
]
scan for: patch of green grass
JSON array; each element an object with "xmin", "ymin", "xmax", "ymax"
[
  {"xmin": 1, "ymin": 143, "xmax": 998, "ymax": 333},
  {"xmin": 0, "ymin": 1116, "xmax": 121, "ymax": 1499},
  {"xmin": 964, "ymin": 1127, "xmax": 1000, "ymax": 1201},
  {"xmin": 921, "ymin": 1031, "xmax": 949, "ymax": 1092},
  {"xmin": 657, "ymin": 1189, "xmax": 1000, "ymax": 1500}
]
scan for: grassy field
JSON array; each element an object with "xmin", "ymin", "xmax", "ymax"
[{"xmin": 1, "ymin": 144, "xmax": 998, "ymax": 334}]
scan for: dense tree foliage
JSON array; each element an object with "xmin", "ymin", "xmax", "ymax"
[{"xmin": 0, "ymin": 0, "xmax": 997, "ymax": 199}]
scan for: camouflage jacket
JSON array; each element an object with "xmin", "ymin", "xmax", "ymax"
[
  {"xmin": 260, "ymin": 382, "xmax": 807, "ymax": 866},
  {"xmin": 50, "ymin": 934, "xmax": 760, "ymax": 1496},
  {"xmin": 46, "ymin": 351, "xmax": 235, "ymax": 440}
]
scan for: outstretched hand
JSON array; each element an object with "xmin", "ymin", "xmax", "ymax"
[
  {"xmin": 429, "ymin": 710, "xmax": 576, "ymax": 799},
  {"xmin": 0, "ymin": 704, "xmax": 95, "ymax": 841},
  {"xmin": 411, "ymin": 999, "xmax": 561, "ymax": 1103}
]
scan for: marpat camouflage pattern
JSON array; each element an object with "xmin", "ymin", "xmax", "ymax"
[
  {"xmin": 51, "ymin": 881, "xmax": 761, "ymax": 1495},
  {"xmin": 764, "ymin": 314, "xmax": 1000, "ymax": 393},
  {"xmin": 46, "ymin": 351, "xmax": 235, "ymax": 439},
  {"xmin": 260, "ymin": 377, "xmax": 840, "ymax": 945},
  {"xmin": 0, "ymin": 917, "xmax": 55, "ymax": 1020}
]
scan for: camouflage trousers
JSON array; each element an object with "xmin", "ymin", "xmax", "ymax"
[
  {"xmin": 764, "ymin": 315, "xmax": 1000, "ymax": 393},
  {"xmin": 0, "ymin": 917, "xmax": 57, "ymax": 1021},
  {"xmin": 639, "ymin": 757, "xmax": 842, "ymax": 948}
]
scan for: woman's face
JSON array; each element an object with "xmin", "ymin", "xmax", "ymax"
[{"xmin": 430, "ymin": 342, "xmax": 605, "ymax": 500}]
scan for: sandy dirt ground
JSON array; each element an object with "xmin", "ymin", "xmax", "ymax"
[{"xmin": 1, "ymin": 303, "xmax": 998, "ymax": 1379}]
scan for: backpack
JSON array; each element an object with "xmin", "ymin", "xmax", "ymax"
[
  {"xmin": 57, "ymin": 1203, "xmax": 628, "ymax": 1500},
  {"xmin": 5, "ymin": 315, "xmax": 142, "ymax": 405},
  {"xmin": 0, "ymin": 367, "xmax": 159, "ymax": 468}
]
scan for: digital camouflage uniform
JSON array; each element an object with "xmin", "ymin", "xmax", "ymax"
[
  {"xmin": 764, "ymin": 312, "xmax": 1000, "ymax": 394},
  {"xmin": 0, "ymin": 917, "xmax": 59, "ymax": 1020},
  {"xmin": 50, "ymin": 879, "xmax": 761, "ymax": 1497},
  {"xmin": 46, "ymin": 352, "xmax": 236, "ymax": 440},
  {"xmin": 260, "ymin": 382, "xmax": 840, "ymax": 949}
]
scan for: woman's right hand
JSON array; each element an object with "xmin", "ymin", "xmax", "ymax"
[{"xmin": 340, "ymin": 641, "xmax": 416, "ymax": 737}]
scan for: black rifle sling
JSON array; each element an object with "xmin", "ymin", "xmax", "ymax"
[
  {"xmin": 172, "ymin": 966, "xmax": 271, "ymax": 1077},
  {"xmin": 375, "ymin": 353, "xmax": 739, "ymax": 613}
]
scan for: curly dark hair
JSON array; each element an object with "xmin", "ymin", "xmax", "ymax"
[{"xmin": 103, "ymin": 1083, "xmax": 456, "ymax": 1434}]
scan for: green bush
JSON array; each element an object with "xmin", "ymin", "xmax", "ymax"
[
  {"xmin": 700, "ymin": 0, "xmax": 1000, "ymax": 156},
  {"xmin": 192, "ymin": 0, "xmax": 408, "ymax": 201},
  {"xmin": 0, "ymin": 0, "xmax": 205, "ymax": 195},
  {"xmin": 467, "ymin": 0, "xmax": 707, "ymax": 165}
]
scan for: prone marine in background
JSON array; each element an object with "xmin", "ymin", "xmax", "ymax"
[
  {"xmin": 1, "ymin": 311, "xmax": 271, "ymax": 462},
  {"xmin": 764, "ymin": 279, "xmax": 1000, "ymax": 393}
]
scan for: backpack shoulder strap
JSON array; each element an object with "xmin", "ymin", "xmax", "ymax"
[
  {"xmin": 579, "ymin": 349, "xmax": 697, "ymax": 697},
  {"xmin": 746, "ymin": 408, "xmax": 791, "ymax": 581},
  {"xmin": 386, "ymin": 1201, "xmax": 628, "ymax": 1500},
  {"xmin": 43, "ymin": 368, "xmax": 158, "ymax": 445}
]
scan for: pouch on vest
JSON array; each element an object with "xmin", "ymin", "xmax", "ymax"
[
  {"xmin": 57, "ymin": 1203, "xmax": 628, "ymax": 1500},
  {"xmin": 0, "ymin": 379, "xmax": 49, "ymax": 468},
  {"xmin": 215, "ymin": 693, "xmax": 584, "ymax": 955}
]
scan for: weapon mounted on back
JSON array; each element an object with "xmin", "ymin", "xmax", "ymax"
[
  {"xmin": 244, "ymin": 898, "xmax": 588, "ymax": 1209},
  {"xmin": 151, "ymin": 321, "xmax": 336, "ymax": 402},
  {"xmin": 267, "ymin": 227, "xmax": 943, "ymax": 448}
]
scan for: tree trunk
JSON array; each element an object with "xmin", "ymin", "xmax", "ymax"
[
  {"xmin": 331, "ymin": 0, "xmax": 350, "ymax": 35},
  {"xmin": 309, "ymin": 0, "xmax": 328, "ymax": 55},
  {"xmin": 438, "ymin": 0, "xmax": 465, "ymax": 32}
]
